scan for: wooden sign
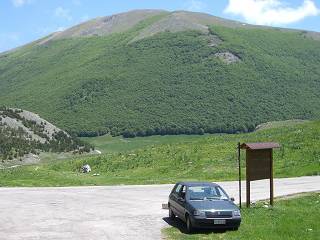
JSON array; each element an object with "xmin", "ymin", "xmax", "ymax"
[
  {"xmin": 239, "ymin": 142, "xmax": 280, "ymax": 208},
  {"xmin": 246, "ymin": 149, "xmax": 272, "ymax": 181}
]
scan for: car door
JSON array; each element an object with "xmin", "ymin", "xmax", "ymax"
[
  {"xmin": 175, "ymin": 185, "xmax": 187, "ymax": 220},
  {"xmin": 170, "ymin": 184, "xmax": 182, "ymax": 217}
]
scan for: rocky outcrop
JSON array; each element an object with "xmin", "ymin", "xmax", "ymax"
[{"xmin": 214, "ymin": 52, "xmax": 240, "ymax": 64}]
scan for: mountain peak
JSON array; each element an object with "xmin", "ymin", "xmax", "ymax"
[
  {"xmin": 37, "ymin": 9, "xmax": 320, "ymax": 45},
  {"xmin": 41, "ymin": 9, "xmax": 247, "ymax": 44},
  {"xmin": 50, "ymin": 9, "xmax": 168, "ymax": 40}
]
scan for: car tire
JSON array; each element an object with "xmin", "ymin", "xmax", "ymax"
[
  {"xmin": 186, "ymin": 215, "xmax": 193, "ymax": 234},
  {"xmin": 232, "ymin": 227, "xmax": 239, "ymax": 231},
  {"xmin": 169, "ymin": 208, "xmax": 175, "ymax": 220}
]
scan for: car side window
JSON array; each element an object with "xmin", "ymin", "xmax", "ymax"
[
  {"xmin": 175, "ymin": 184, "xmax": 182, "ymax": 194},
  {"xmin": 179, "ymin": 185, "xmax": 186, "ymax": 199},
  {"xmin": 215, "ymin": 187, "xmax": 221, "ymax": 196}
]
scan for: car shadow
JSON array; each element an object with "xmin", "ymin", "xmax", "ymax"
[{"xmin": 163, "ymin": 217, "xmax": 227, "ymax": 235}]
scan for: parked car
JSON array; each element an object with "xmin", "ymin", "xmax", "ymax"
[{"xmin": 168, "ymin": 182, "xmax": 241, "ymax": 233}]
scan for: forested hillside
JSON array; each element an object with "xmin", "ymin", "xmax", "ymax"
[
  {"xmin": 0, "ymin": 107, "xmax": 92, "ymax": 161},
  {"xmin": 0, "ymin": 10, "xmax": 319, "ymax": 137}
]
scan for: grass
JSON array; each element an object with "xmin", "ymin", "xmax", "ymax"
[
  {"xmin": 82, "ymin": 120, "xmax": 313, "ymax": 154},
  {"xmin": 255, "ymin": 120, "xmax": 310, "ymax": 131},
  {"xmin": 163, "ymin": 192, "xmax": 320, "ymax": 240},
  {"xmin": 82, "ymin": 134, "xmax": 211, "ymax": 153},
  {"xmin": 0, "ymin": 120, "xmax": 319, "ymax": 187}
]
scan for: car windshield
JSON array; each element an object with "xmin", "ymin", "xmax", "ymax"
[{"xmin": 188, "ymin": 185, "xmax": 229, "ymax": 200}]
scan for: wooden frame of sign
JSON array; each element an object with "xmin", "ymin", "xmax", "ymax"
[{"xmin": 240, "ymin": 142, "xmax": 280, "ymax": 208}]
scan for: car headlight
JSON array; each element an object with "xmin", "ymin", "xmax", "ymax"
[
  {"xmin": 193, "ymin": 210, "xmax": 206, "ymax": 218},
  {"xmin": 233, "ymin": 210, "xmax": 241, "ymax": 217}
]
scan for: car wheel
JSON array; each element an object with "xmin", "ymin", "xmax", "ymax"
[
  {"xmin": 169, "ymin": 208, "xmax": 175, "ymax": 220},
  {"xmin": 186, "ymin": 215, "xmax": 193, "ymax": 234}
]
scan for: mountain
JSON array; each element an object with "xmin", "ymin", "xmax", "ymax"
[
  {"xmin": 0, "ymin": 107, "xmax": 91, "ymax": 162},
  {"xmin": 0, "ymin": 10, "xmax": 320, "ymax": 137}
]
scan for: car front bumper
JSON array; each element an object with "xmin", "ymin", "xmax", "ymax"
[{"xmin": 190, "ymin": 216, "xmax": 241, "ymax": 229}]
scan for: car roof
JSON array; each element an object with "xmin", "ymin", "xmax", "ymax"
[{"xmin": 177, "ymin": 182, "xmax": 220, "ymax": 187}]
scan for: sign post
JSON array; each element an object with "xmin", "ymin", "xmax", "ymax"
[
  {"xmin": 237, "ymin": 142, "xmax": 242, "ymax": 209},
  {"xmin": 240, "ymin": 142, "xmax": 280, "ymax": 208}
]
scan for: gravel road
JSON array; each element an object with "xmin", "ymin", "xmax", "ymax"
[{"xmin": 0, "ymin": 176, "xmax": 319, "ymax": 240}]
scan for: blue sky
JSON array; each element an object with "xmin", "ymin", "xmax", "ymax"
[{"xmin": 1, "ymin": 0, "xmax": 320, "ymax": 52}]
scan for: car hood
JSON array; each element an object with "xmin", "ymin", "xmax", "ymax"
[{"xmin": 188, "ymin": 200, "xmax": 238, "ymax": 211}]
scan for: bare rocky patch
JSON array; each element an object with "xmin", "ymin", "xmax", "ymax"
[
  {"xmin": 200, "ymin": 33, "xmax": 223, "ymax": 47},
  {"xmin": 17, "ymin": 109, "xmax": 66, "ymax": 140},
  {"xmin": 0, "ymin": 116, "xmax": 45, "ymax": 143},
  {"xmin": 207, "ymin": 34, "xmax": 223, "ymax": 47},
  {"xmin": 214, "ymin": 51, "xmax": 240, "ymax": 64},
  {"xmin": 131, "ymin": 12, "xmax": 209, "ymax": 42},
  {"xmin": 41, "ymin": 10, "xmax": 249, "ymax": 44},
  {"xmin": 0, "ymin": 107, "xmax": 92, "ymax": 165},
  {"xmin": 301, "ymin": 31, "xmax": 320, "ymax": 41},
  {"xmin": 39, "ymin": 9, "xmax": 167, "ymax": 44},
  {"xmin": 0, "ymin": 108, "xmax": 67, "ymax": 143}
]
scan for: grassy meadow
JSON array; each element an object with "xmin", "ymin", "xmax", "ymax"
[
  {"xmin": 82, "ymin": 134, "xmax": 212, "ymax": 153},
  {"xmin": 0, "ymin": 120, "xmax": 319, "ymax": 187},
  {"xmin": 163, "ymin": 193, "xmax": 320, "ymax": 240}
]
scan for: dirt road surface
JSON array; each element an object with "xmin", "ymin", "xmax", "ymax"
[{"xmin": 0, "ymin": 176, "xmax": 319, "ymax": 240}]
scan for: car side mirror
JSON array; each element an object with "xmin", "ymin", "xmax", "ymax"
[
  {"xmin": 178, "ymin": 197, "xmax": 186, "ymax": 202},
  {"xmin": 230, "ymin": 197, "xmax": 235, "ymax": 202}
]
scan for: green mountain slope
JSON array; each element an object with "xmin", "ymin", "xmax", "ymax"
[{"xmin": 0, "ymin": 10, "xmax": 320, "ymax": 136}]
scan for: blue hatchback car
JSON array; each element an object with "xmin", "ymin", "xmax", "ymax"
[{"xmin": 168, "ymin": 182, "xmax": 241, "ymax": 233}]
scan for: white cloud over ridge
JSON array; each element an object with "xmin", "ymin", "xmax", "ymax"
[
  {"xmin": 224, "ymin": 0, "xmax": 320, "ymax": 26},
  {"xmin": 185, "ymin": 0, "xmax": 207, "ymax": 12},
  {"xmin": 54, "ymin": 7, "xmax": 73, "ymax": 21}
]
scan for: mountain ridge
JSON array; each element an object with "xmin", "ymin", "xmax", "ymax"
[
  {"xmin": 2, "ymin": 9, "xmax": 320, "ymax": 54},
  {"xmin": 46, "ymin": 9, "xmax": 320, "ymax": 40},
  {"xmin": 0, "ymin": 10, "xmax": 320, "ymax": 137}
]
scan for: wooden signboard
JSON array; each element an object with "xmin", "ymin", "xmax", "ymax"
[
  {"xmin": 246, "ymin": 149, "xmax": 272, "ymax": 181},
  {"xmin": 239, "ymin": 142, "xmax": 280, "ymax": 208}
]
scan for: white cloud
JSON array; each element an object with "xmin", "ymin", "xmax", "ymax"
[
  {"xmin": 185, "ymin": 0, "xmax": 207, "ymax": 12},
  {"xmin": 37, "ymin": 26, "xmax": 67, "ymax": 36},
  {"xmin": 54, "ymin": 7, "xmax": 73, "ymax": 21},
  {"xmin": 224, "ymin": 0, "xmax": 320, "ymax": 26},
  {"xmin": 37, "ymin": 27, "xmax": 49, "ymax": 35},
  {"xmin": 56, "ymin": 26, "xmax": 66, "ymax": 32},
  {"xmin": 72, "ymin": 0, "xmax": 82, "ymax": 6},
  {"xmin": 12, "ymin": 0, "xmax": 34, "ymax": 7}
]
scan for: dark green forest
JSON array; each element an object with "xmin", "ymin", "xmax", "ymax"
[{"xmin": 0, "ymin": 16, "xmax": 319, "ymax": 137}]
